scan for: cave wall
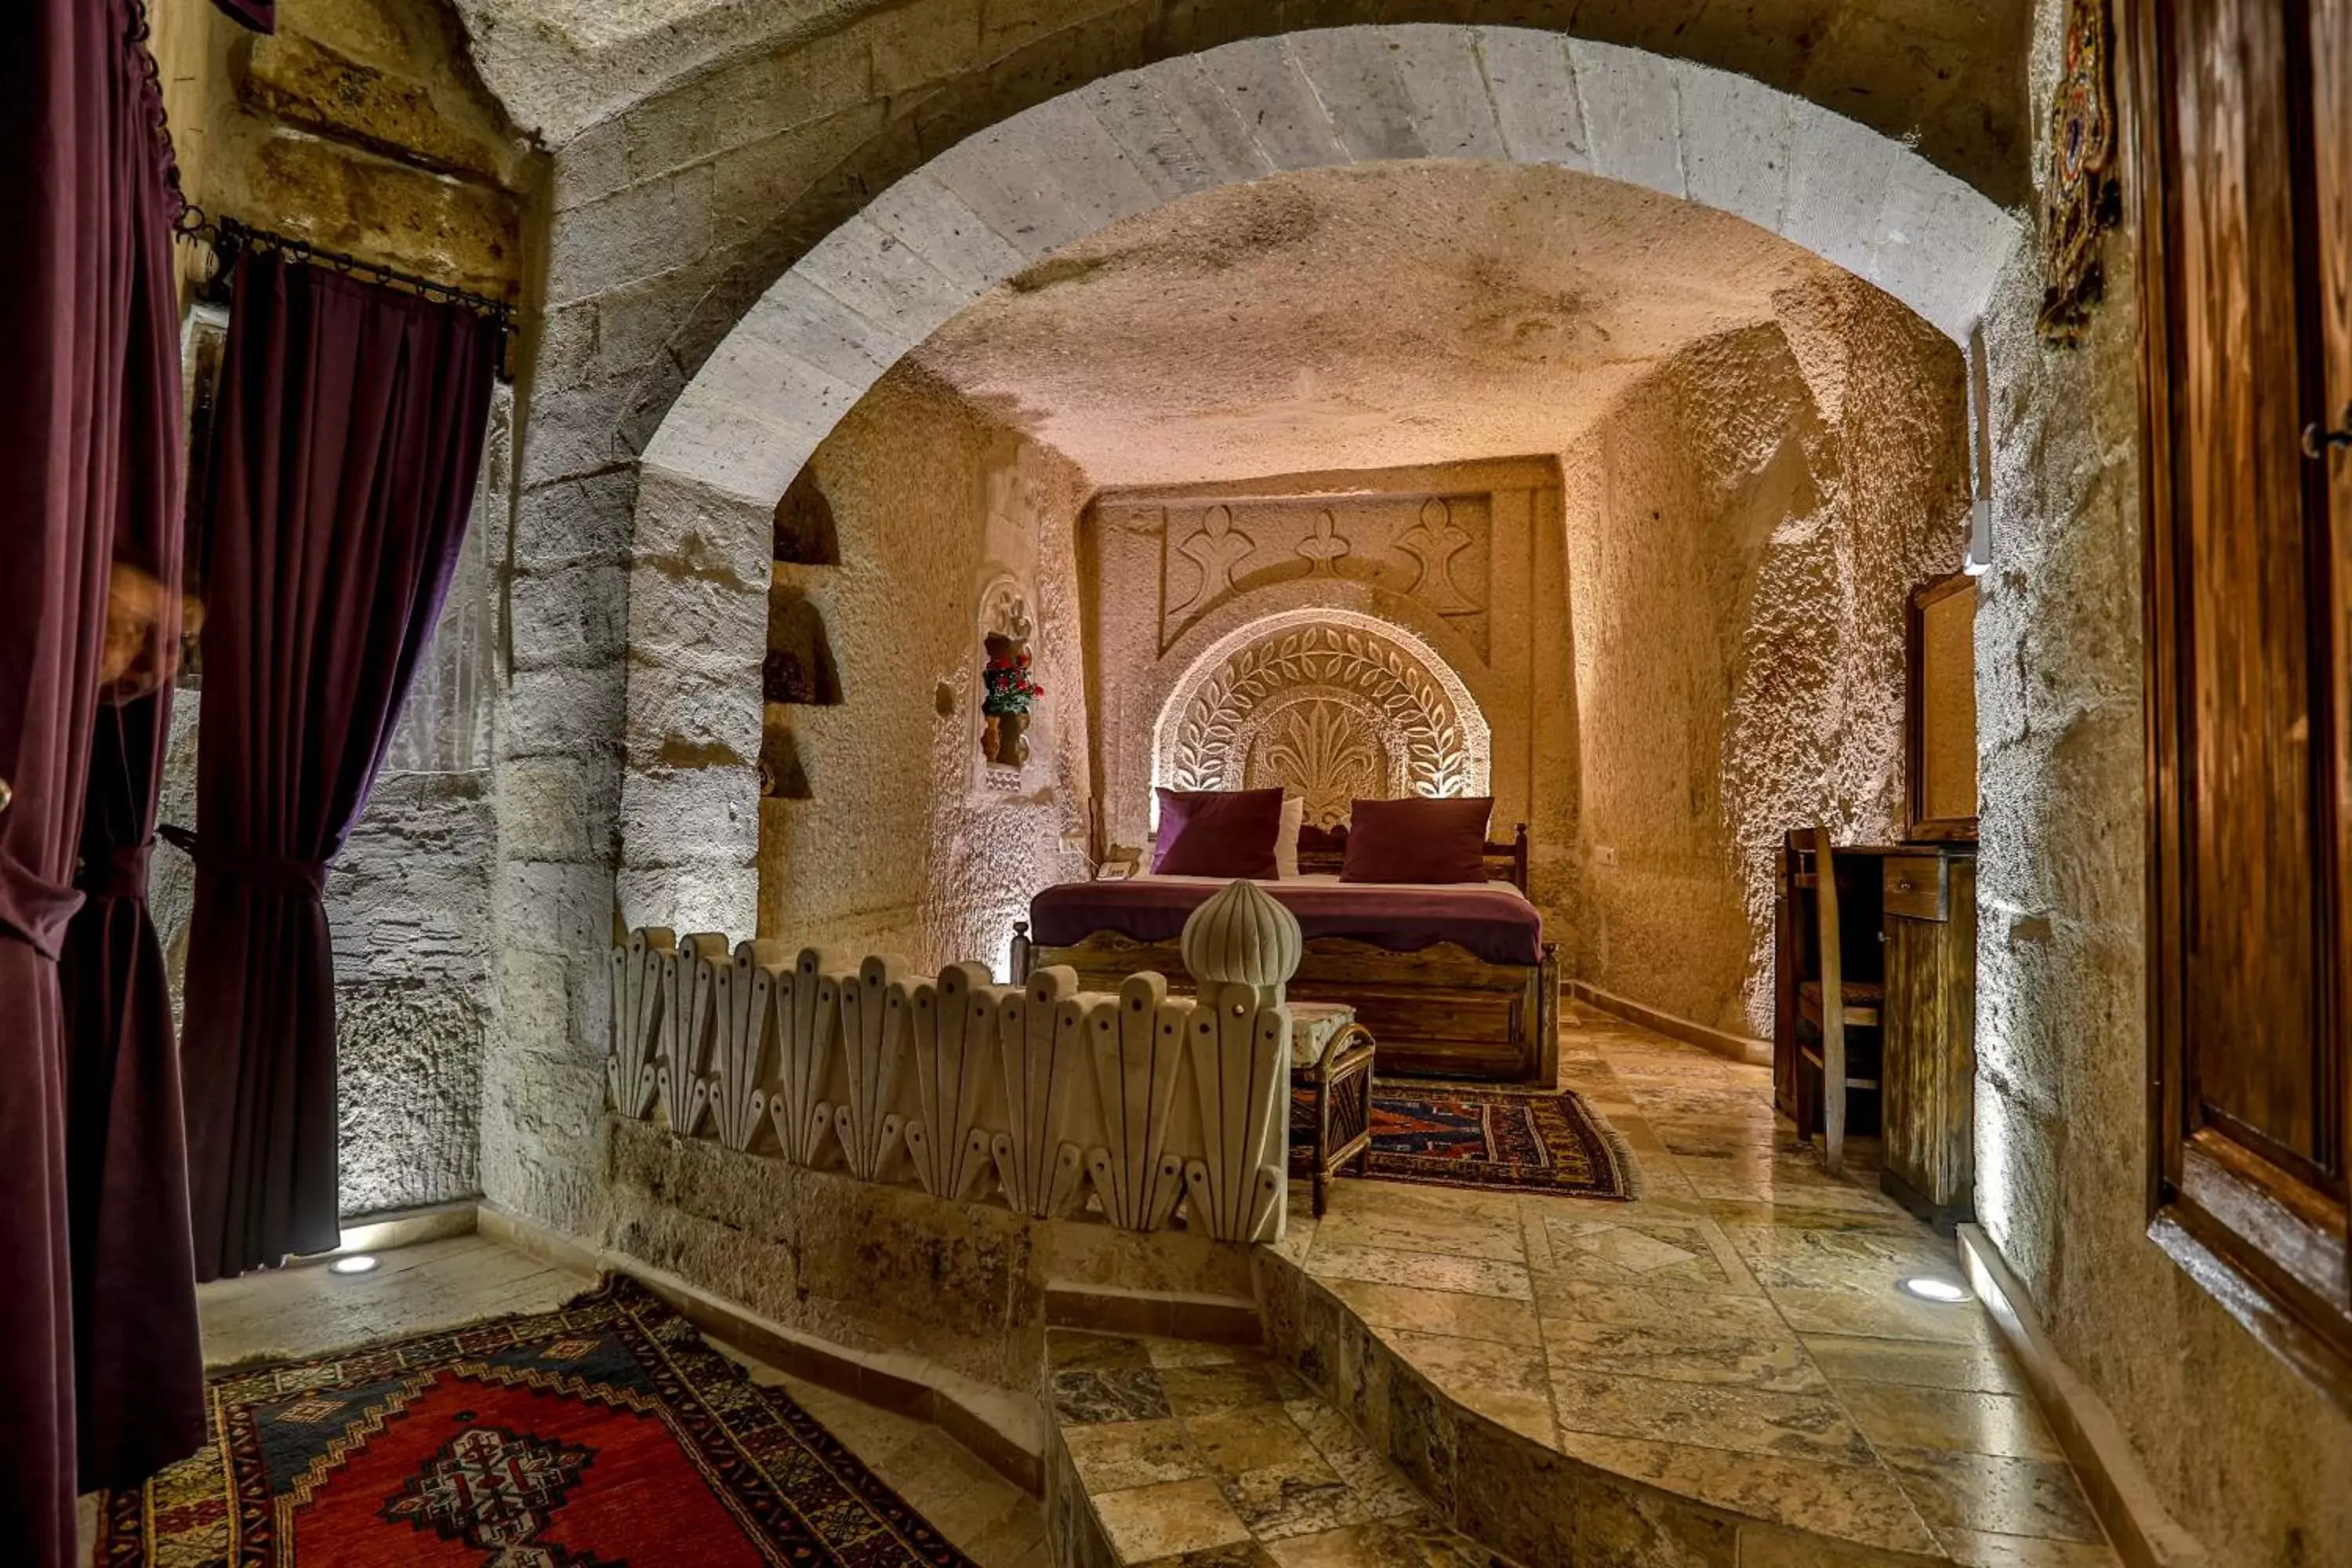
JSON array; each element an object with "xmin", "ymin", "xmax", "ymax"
[
  {"xmin": 756, "ymin": 363, "xmax": 1093, "ymax": 974},
  {"xmin": 1563, "ymin": 275, "xmax": 1970, "ymax": 1037},
  {"xmin": 1965, "ymin": 0, "xmax": 2352, "ymax": 1556}
]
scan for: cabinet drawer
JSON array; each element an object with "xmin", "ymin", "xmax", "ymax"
[{"xmin": 1883, "ymin": 855, "xmax": 1948, "ymax": 921}]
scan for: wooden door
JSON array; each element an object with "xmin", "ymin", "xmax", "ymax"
[{"xmin": 2132, "ymin": 0, "xmax": 2352, "ymax": 1406}]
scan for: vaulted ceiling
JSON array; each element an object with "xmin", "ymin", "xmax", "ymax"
[{"xmin": 901, "ymin": 161, "xmax": 1866, "ymax": 488}]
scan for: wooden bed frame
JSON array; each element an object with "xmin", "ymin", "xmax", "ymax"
[{"xmin": 1011, "ymin": 823, "xmax": 1559, "ymax": 1085}]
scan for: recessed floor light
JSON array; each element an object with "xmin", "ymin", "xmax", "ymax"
[
  {"xmin": 329, "ymin": 1254, "xmax": 379, "ymax": 1276},
  {"xmin": 1899, "ymin": 1276, "xmax": 1967, "ymax": 1303}
]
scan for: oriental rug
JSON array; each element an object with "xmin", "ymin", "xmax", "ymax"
[
  {"xmin": 95, "ymin": 1275, "xmax": 975, "ymax": 1568},
  {"xmin": 1298, "ymin": 1081, "xmax": 1632, "ymax": 1201}
]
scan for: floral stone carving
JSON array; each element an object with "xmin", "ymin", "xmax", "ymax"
[{"xmin": 1163, "ymin": 616, "xmax": 1486, "ymax": 826}]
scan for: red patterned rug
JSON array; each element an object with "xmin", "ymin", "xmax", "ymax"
[
  {"xmin": 96, "ymin": 1276, "xmax": 975, "ymax": 1568},
  {"xmin": 1295, "ymin": 1080, "xmax": 1633, "ymax": 1200}
]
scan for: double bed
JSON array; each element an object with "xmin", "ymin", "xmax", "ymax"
[{"xmin": 1012, "ymin": 824, "xmax": 1559, "ymax": 1083}]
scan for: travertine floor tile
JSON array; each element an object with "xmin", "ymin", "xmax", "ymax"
[
  {"xmin": 1091, "ymin": 1477, "xmax": 1256, "ymax": 1559},
  {"xmin": 1552, "ymin": 1367, "xmax": 1876, "ymax": 1465},
  {"xmin": 1531, "ymin": 1275, "xmax": 1788, "ymax": 1334},
  {"xmin": 1375, "ymin": 1328, "xmax": 1555, "ymax": 1441},
  {"xmin": 1548, "ymin": 1429, "xmax": 1939, "ymax": 1554},
  {"xmin": 197, "ymin": 1234, "xmax": 584, "ymax": 1367},
  {"xmin": 1762, "ymin": 1283, "xmax": 1995, "ymax": 1345},
  {"xmin": 1322, "ymin": 1278, "xmax": 1543, "ymax": 1347},
  {"xmin": 1936, "ymin": 1528, "xmax": 2125, "ymax": 1566},
  {"xmin": 1305, "ymin": 1240, "xmax": 1533, "ymax": 1301},
  {"xmin": 1539, "ymin": 1314, "xmax": 1828, "ymax": 1394},
  {"xmin": 1800, "ymin": 1332, "xmax": 2031, "ymax": 1395},
  {"xmin": 1835, "ymin": 1380, "xmax": 2063, "ymax": 1461},
  {"xmin": 1063, "ymin": 1418, "xmax": 1209, "ymax": 1491},
  {"xmin": 1878, "ymin": 1446, "xmax": 2106, "ymax": 1544}
]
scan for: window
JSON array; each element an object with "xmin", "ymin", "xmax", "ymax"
[{"xmin": 2130, "ymin": 0, "xmax": 2352, "ymax": 1408}]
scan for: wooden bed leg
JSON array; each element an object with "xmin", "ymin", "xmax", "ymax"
[
  {"xmin": 1534, "ymin": 942, "xmax": 1561, "ymax": 1084},
  {"xmin": 1010, "ymin": 920, "xmax": 1033, "ymax": 984}
]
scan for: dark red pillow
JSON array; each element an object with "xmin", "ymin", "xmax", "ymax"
[
  {"xmin": 1341, "ymin": 796, "xmax": 1494, "ymax": 884},
  {"xmin": 1152, "ymin": 787, "xmax": 1285, "ymax": 878}
]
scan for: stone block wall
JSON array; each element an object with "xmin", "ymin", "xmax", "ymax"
[{"xmin": 1967, "ymin": 0, "xmax": 2352, "ymax": 1549}]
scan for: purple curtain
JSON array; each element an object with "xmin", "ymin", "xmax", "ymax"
[
  {"xmin": 180, "ymin": 252, "xmax": 498, "ymax": 1282},
  {"xmin": 56, "ymin": 125, "xmax": 203, "ymax": 1484},
  {"xmin": 0, "ymin": 0, "xmax": 186, "ymax": 1557}
]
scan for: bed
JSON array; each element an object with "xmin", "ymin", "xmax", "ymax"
[{"xmin": 1011, "ymin": 824, "xmax": 1559, "ymax": 1083}]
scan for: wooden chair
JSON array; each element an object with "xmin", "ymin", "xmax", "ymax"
[{"xmin": 1794, "ymin": 826, "xmax": 1882, "ymax": 1175}]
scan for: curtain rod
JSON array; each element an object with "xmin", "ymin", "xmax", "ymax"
[{"xmin": 173, "ymin": 209, "xmax": 517, "ymax": 379}]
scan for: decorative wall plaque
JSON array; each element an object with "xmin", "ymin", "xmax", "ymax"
[{"xmin": 2036, "ymin": 0, "xmax": 2122, "ymax": 344}]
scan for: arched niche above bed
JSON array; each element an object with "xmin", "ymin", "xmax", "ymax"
[{"xmin": 1155, "ymin": 610, "xmax": 1490, "ymax": 829}]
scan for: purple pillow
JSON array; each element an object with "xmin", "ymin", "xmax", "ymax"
[
  {"xmin": 1152, "ymin": 787, "xmax": 1284, "ymax": 878},
  {"xmin": 1341, "ymin": 797, "xmax": 1494, "ymax": 884}
]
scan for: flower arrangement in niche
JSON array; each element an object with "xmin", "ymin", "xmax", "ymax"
[{"xmin": 982, "ymin": 631, "xmax": 1044, "ymax": 767}]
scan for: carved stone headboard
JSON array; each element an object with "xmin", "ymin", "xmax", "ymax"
[{"xmin": 1155, "ymin": 608, "xmax": 1490, "ymax": 829}]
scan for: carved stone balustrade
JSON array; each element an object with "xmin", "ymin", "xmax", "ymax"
[{"xmin": 602, "ymin": 880, "xmax": 1305, "ymax": 1243}]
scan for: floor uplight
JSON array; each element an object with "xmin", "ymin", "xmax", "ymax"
[
  {"xmin": 329, "ymin": 1254, "xmax": 379, "ymax": 1276},
  {"xmin": 1898, "ymin": 1276, "xmax": 1968, "ymax": 1303}
]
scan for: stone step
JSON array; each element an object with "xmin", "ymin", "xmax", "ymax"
[{"xmin": 1044, "ymin": 1327, "xmax": 1501, "ymax": 1568}]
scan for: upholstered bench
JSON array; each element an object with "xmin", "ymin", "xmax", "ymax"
[{"xmin": 1286, "ymin": 1001, "xmax": 1377, "ymax": 1217}]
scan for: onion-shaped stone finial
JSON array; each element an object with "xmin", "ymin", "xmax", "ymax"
[{"xmin": 1181, "ymin": 878, "xmax": 1303, "ymax": 1003}]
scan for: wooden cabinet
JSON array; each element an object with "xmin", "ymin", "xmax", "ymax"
[
  {"xmin": 1880, "ymin": 848, "xmax": 1977, "ymax": 1229},
  {"xmin": 1773, "ymin": 840, "xmax": 1976, "ymax": 1227}
]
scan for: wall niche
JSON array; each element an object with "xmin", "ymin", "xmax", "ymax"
[
  {"xmin": 773, "ymin": 466, "xmax": 840, "ymax": 565},
  {"xmin": 759, "ymin": 722, "xmax": 811, "ymax": 800},
  {"xmin": 765, "ymin": 586, "xmax": 841, "ymax": 707}
]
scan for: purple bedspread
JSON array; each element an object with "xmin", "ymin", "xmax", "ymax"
[{"xmin": 1028, "ymin": 877, "xmax": 1544, "ymax": 966}]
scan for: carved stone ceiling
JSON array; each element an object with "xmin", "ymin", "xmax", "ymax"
[{"xmin": 907, "ymin": 161, "xmax": 1861, "ymax": 488}]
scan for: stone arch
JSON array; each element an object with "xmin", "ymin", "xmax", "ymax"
[
  {"xmin": 1153, "ymin": 609, "xmax": 1493, "ymax": 831},
  {"xmin": 621, "ymin": 23, "xmax": 2019, "ymax": 929}
]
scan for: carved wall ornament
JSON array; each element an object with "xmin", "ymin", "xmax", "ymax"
[
  {"xmin": 607, "ymin": 926, "xmax": 674, "ymax": 1121},
  {"xmin": 1396, "ymin": 499, "xmax": 1478, "ymax": 614},
  {"xmin": 1296, "ymin": 511, "xmax": 1350, "ymax": 576},
  {"xmin": 768, "ymin": 948, "xmax": 844, "ymax": 1167},
  {"xmin": 993, "ymin": 967, "xmax": 1089, "ymax": 1219},
  {"xmin": 1168, "ymin": 504, "xmax": 1255, "ymax": 621},
  {"xmin": 658, "ymin": 932, "xmax": 729, "ymax": 1134},
  {"xmin": 702, "ymin": 940, "xmax": 783, "ymax": 1152},
  {"xmin": 1245, "ymin": 697, "xmax": 1386, "ymax": 827},
  {"xmin": 1156, "ymin": 612, "xmax": 1490, "ymax": 822},
  {"xmin": 902, "ymin": 962, "xmax": 1000, "ymax": 1201},
  {"xmin": 2036, "ymin": 0, "xmax": 2121, "ymax": 344}
]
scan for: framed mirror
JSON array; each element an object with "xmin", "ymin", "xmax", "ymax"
[{"xmin": 1906, "ymin": 572, "xmax": 1979, "ymax": 841}]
